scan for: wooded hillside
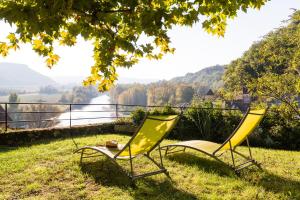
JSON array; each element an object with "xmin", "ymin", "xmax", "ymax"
[
  {"xmin": 222, "ymin": 10, "xmax": 300, "ymax": 116},
  {"xmin": 109, "ymin": 65, "xmax": 224, "ymax": 106}
]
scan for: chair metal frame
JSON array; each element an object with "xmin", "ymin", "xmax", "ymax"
[
  {"xmin": 162, "ymin": 108, "xmax": 267, "ymax": 172},
  {"xmin": 75, "ymin": 115, "xmax": 180, "ymax": 180}
]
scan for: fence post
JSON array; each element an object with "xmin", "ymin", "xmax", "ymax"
[
  {"xmin": 115, "ymin": 103, "xmax": 119, "ymax": 119},
  {"xmin": 38, "ymin": 103, "xmax": 41, "ymax": 128},
  {"xmin": 69, "ymin": 104, "xmax": 72, "ymax": 128},
  {"xmin": 5, "ymin": 103, "xmax": 8, "ymax": 132}
]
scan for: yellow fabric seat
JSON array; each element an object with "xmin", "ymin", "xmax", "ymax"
[
  {"xmin": 220, "ymin": 109, "xmax": 266, "ymax": 151},
  {"xmin": 161, "ymin": 108, "xmax": 267, "ymax": 172},
  {"xmin": 118, "ymin": 115, "xmax": 179, "ymax": 157},
  {"xmin": 168, "ymin": 140, "xmax": 222, "ymax": 155},
  {"xmin": 75, "ymin": 114, "xmax": 180, "ymax": 180}
]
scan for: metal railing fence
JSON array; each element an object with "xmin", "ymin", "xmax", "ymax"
[{"xmin": 0, "ymin": 102, "xmax": 240, "ymax": 132}]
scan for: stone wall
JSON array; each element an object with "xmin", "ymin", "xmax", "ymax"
[{"xmin": 0, "ymin": 122, "xmax": 137, "ymax": 146}]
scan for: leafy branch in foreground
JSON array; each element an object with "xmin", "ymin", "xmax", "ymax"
[{"xmin": 0, "ymin": 0, "xmax": 268, "ymax": 91}]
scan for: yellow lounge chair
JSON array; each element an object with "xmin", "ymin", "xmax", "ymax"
[
  {"xmin": 161, "ymin": 108, "xmax": 267, "ymax": 172},
  {"xmin": 75, "ymin": 115, "xmax": 180, "ymax": 180}
]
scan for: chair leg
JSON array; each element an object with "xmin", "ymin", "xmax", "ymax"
[
  {"xmin": 80, "ymin": 149, "xmax": 85, "ymax": 164},
  {"xmin": 229, "ymin": 141, "xmax": 236, "ymax": 169},
  {"xmin": 128, "ymin": 144, "xmax": 135, "ymax": 180},
  {"xmin": 246, "ymin": 137, "xmax": 253, "ymax": 159},
  {"xmin": 148, "ymin": 152, "xmax": 169, "ymax": 176},
  {"xmin": 232, "ymin": 138, "xmax": 262, "ymax": 171},
  {"xmin": 163, "ymin": 146, "xmax": 185, "ymax": 155},
  {"xmin": 157, "ymin": 148, "xmax": 171, "ymax": 179},
  {"xmin": 228, "ymin": 141, "xmax": 262, "ymax": 172},
  {"xmin": 165, "ymin": 146, "xmax": 169, "ymax": 156},
  {"xmin": 129, "ymin": 158, "xmax": 135, "ymax": 180},
  {"xmin": 129, "ymin": 149, "xmax": 170, "ymax": 181},
  {"xmin": 233, "ymin": 150, "xmax": 262, "ymax": 171},
  {"xmin": 158, "ymin": 145, "xmax": 164, "ymax": 167}
]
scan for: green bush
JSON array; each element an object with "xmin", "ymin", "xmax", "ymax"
[
  {"xmin": 131, "ymin": 105, "xmax": 178, "ymax": 125},
  {"xmin": 2, "ymin": 105, "xmax": 299, "ymax": 150},
  {"xmin": 130, "ymin": 104, "xmax": 241, "ymax": 142},
  {"xmin": 130, "ymin": 108, "xmax": 147, "ymax": 125},
  {"xmin": 182, "ymin": 103, "xmax": 241, "ymax": 142},
  {"xmin": 129, "ymin": 104, "xmax": 300, "ymax": 150},
  {"xmin": 159, "ymin": 105, "xmax": 178, "ymax": 115},
  {"xmin": 259, "ymin": 108, "xmax": 300, "ymax": 150}
]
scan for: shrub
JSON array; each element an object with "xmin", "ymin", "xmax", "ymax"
[
  {"xmin": 158, "ymin": 105, "xmax": 178, "ymax": 115},
  {"xmin": 131, "ymin": 105, "xmax": 179, "ymax": 125},
  {"xmin": 115, "ymin": 117, "xmax": 132, "ymax": 124},
  {"xmin": 129, "ymin": 103, "xmax": 242, "ymax": 142},
  {"xmin": 128, "ymin": 104, "xmax": 300, "ymax": 150},
  {"xmin": 130, "ymin": 108, "xmax": 147, "ymax": 125},
  {"xmin": 183, "ymin": 104, "xmax": 242, "ymax": 141},
  {"xmin": 260, "ymin": 107, "xmax": 300, "ymax": 150}
]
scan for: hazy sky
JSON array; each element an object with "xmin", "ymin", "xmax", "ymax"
[{"xmin": 0, "ymin": 0, "xmax": 300, "ymax": 82}]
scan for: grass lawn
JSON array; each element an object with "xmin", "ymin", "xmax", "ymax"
[{"xmin": 0, "ymin": 134, "xmax": 299, "ymax": 200}]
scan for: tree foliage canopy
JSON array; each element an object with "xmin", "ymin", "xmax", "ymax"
[
  {"xmin": 222, "ymin": 10, "xmax": 300, "ymax": 115},
  {"xmin": 0, "ymin": 0, "xmax": 268, "ymax": 91}
]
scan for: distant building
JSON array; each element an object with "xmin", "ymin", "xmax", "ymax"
[
  {"xmin": 204, "ymin": 89, "xmax": 216, "ymax": 101},
  {"xmin": 225, "ymin": 100, "xmax": 249, "ymax": 112},
  {"xmin": 206, "ymin": 89, "xmax": 214, "ymax": 96},
  {"xmin": 0, "ymin": 105, "xmax": 12, "ymax": 128},
  {"xmin": 224, "ymin": 87, "xmax": 251, "ymax": 112}
]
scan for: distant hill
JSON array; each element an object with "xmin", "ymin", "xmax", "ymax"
[
  {"xmin": 0, "ymin": 62, "xmax": 57, "ymax": 89},
  {"xmin": 109, "ymin": 65, "xmax": 226, "ymax": 105},
  {"xmin": 52, "ymin": 76, "xmax": 158, "ymax": 86},
  {"xmin": 169, "ymin": 65, "xmax": 225, "ymax": 89}
]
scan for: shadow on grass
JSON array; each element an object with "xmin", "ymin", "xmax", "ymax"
[
  {"xmin": 80, "ymin": 158, "xmax": 198, "ymax": 199},
  {"xmin": 241, "ymin": 170, "xmax": 300, "ymax": 198},
  {"xmin": 166, "ymin": 152, "xmax": 235, "ymax": 177},
  {"xmin": 131, "ymin": 179, "xmax": 198, "ymax": 200},
  {"xmin": 167, "ymin": 152, "xmax": 300, "ymax": 198},
  {"xmin": 80, "ymin": 158, "xmax": 133, "ymax": 187},
  {"xmin": 0, "ymin": 145, "xmax": 18, "ymax": 153}
]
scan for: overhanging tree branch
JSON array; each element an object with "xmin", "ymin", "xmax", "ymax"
[{"xmin": 0, "ymin": 0, "xmax": 270, "ymax": 91}]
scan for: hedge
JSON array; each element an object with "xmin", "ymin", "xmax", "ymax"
[
  {"xmin": 1, "ymin": 107, "xmax": 299, "ymax": 150},
  {"xmin": 0, "ymin": 122, "xmax": 136, "ymax": 146}
]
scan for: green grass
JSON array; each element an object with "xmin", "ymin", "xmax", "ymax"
[{"xmin": 0, "ymin": 134, "xmax": 299, "ymax": 200}]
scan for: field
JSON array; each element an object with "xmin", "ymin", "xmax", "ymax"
[
  {"xmin": 0, "ymin": 134, "xmax": 299, "ymax": 200},
  {"xmin": 0, "ymin": 93, "xmax": 62, "ymax": 103}
]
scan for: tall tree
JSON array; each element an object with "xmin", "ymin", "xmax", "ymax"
[
  {"xmin": 8, "ymin": 93, "xmax": 20, "ymax": 124},
  {"xmin": 8, "ymin": 93, "xmax": 20, "ymax": 111},
  {"xmin": 175, "ymin": 85, "xmax": 194, "ymax": 104},
  {"xmin": 0, "ymin": 0, "xmax": 268, "ymax": 91},
  {"xmin": 223, "ymin": 10, "xmax": 300, "ymax": 116},
  {"xmin": 118, "ymin": 85, "xmax": 147, "ymax": 105}
]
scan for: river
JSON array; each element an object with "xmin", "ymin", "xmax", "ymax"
[{"xmin": 56, "ymin": 95, "xmax": 115, "ymax": 127}]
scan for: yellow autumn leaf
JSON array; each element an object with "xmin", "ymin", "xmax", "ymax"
[
  {"xmin": 46, "ymin": 54, "xmax": 60, "ymax": 68},
  {"xmin": 33, "ymin": 39, "xmax": 45, "ymax": 51}
]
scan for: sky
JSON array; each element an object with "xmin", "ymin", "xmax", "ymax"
[{"xmin": 0, "ymin": 0, "xmax": 300, "ymax": 83}]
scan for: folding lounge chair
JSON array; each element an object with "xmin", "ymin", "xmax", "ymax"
[
  {"xmin": 161, "ymin": 108, "xmax": 267, "ymax": 172},
  {"xmin": 75, "ymin": 115, "xmax": 180, "ymax": 180}
]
